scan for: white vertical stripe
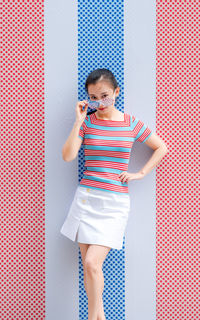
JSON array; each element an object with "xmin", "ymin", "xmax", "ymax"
[
  {"xmin": 124, "ymin": 0, "xmax": 156, "ymax": 319},
  {"xmin": 45, "ymin": 1, "xmax": 79, "ymax": 319}
]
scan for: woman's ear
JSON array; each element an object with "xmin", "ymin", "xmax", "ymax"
[{"xmin": 115, "ymin": 86, "xmax": 120, "ymax": 98}]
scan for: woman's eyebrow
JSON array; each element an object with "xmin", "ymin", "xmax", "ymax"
[{"xmin": 89, "ymin": 92, "xmax": 108, "ymax": 95}]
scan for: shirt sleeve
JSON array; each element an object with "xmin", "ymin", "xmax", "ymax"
[
  {"xmin": 78, "ymin": 116, "xmax": 88, "ymax": 142},
  {"xmin": 132, "ymin": 116, "xmax": 153, "ymax": 143}
]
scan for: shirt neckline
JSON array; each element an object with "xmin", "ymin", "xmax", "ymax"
[{"xmin": 94, "ymin": 111, "xmax": 126, "ymax": 122}]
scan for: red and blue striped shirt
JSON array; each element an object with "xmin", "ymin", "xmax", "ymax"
[{"xmin": 78, "ymin": 112, "xmax": 152, "ymax": 194}]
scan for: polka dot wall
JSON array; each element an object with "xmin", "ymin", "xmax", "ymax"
[
  {"xmin": 77, "ymin": 1, "xmax": 125, "ymax": 319},
  {"xmin": 156, "ymin": 1, "xmax": 199, "ymax": 320},
  {"xmin": 1, "ymin": 1, "xmax": 45, "ymax": 319}
]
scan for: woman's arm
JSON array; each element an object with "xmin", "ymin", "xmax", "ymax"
[
  {"xmin": 62, "ymin": 120, "xmax": 83, "ymax": 162},
  {"xmin": 119, "ymin": 132, "xmax": 168, "ymax": 183},
  {"xmin": 139, "ymin": 132, "xmax": 168, "ymax": 177},
  {"xmin": 62, "ymin": 100, "xmax": 88, "ymax": 162}
]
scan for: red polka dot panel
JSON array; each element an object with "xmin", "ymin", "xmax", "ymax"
[
  {"xmin": 1, "ymin": 1, "xmax": 45, "ymax": 319},
  {"xmin": 156, "ymin": 1, "xmax": 199, "ymax": 319}
]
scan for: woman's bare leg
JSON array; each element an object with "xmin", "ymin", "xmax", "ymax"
[
  {"xmin": 79, "ymin": 243, "xmax": 111, "ymax": 320},
  {"xmin": 78, "ymin": 243, "xmax": 89, "ymax": 293},
  {"xmin": 79, "ymin": 243, "xmax": 107, "ymax": 319}
]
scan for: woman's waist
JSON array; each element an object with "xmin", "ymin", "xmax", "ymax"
[{"xmin": 82, "ymin": 170, "xmax": 128, "ymax": 187}]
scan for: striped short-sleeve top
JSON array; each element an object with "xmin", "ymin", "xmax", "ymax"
[{"xmin": 78, "ymin": 112, "xmax": 152, "ymax": 194}]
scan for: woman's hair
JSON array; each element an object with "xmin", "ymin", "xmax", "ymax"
[{"xmin": 85, "ymin": 68, "xmax": 119, "ymax": 115}]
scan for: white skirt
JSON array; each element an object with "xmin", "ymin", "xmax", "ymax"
[{"xmin": 60, "ymin": 185, "xmax": 131, "ymax": 250}]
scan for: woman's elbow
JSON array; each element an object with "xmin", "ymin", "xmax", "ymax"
[
  {"xmin": 62, "ymin": 150, "xmax": 77, "ymax": 162},
  {"xmin": 62, "ymin": 141, "xmax": 81, "ymax": 162},
  {"xmin": 62, "ymin": 154, "xmax": 74, "ymax": 162}
]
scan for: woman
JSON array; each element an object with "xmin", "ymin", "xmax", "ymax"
[{"xmin": 60, "ymin": 68, "xmax": 168, "ymax": 320}]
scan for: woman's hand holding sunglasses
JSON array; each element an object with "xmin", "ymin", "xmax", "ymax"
[{"xmin": 75, "ymin": 100, "xmax": 89, "ymax": 125}]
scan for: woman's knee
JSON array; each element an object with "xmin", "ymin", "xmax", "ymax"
[
  {"xmin": 84, "ymin": 244, "xmax": 111, "ymax": 275},
  {"xmin": 84, "ymin": 257, "xmax": 101, "ymax": 276}
]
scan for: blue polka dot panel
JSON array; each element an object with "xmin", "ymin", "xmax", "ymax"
[{"xmin": 77, "ymin": 0, "xmax": 125, "ymax": 319}]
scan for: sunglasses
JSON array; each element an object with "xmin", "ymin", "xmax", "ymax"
[{"xmin": 84, "ymin": 90, "xmax": 117, "ymax": 109}]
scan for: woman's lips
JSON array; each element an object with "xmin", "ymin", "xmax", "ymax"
[{"xmin": 99, "ymin": 107, "xmax": 107, "ymax": 110}]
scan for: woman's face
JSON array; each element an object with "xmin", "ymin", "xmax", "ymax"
[{"xmin": 87, "ymin": 81, "xmax": 119, "ymax": 113}]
